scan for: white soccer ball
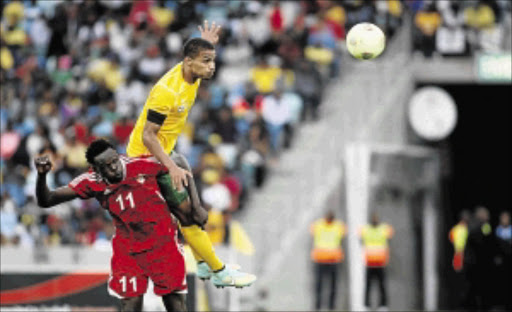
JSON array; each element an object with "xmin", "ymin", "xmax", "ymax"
[{"xmin": 346, "ymin": 23, "xmax": 386, "ymax": 60}]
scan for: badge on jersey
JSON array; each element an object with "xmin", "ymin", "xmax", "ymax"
[{"xmin": 136, "ymin": 174, "xmax": 146, "ymax": 184}]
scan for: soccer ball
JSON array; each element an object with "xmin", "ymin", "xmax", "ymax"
[{"xmin": 346, "ymin": 23, "xmax": 386, "ymax": 60}]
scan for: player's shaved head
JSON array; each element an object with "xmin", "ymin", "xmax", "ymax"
[
  {"xmin": 183, "ymin": 38, "xmax": 215, "ymax": 59},
  {"xmin": 86, "ymin": 139, "xmax": 116, "ymax": 165}
]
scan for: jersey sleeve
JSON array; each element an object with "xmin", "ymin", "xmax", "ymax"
[
  {"xmin": 146, "ymin": 84, "xmax": 175, "ymax": 119},
  {"xmin": 68, "ymin": 173, "xmax": 98, "ymax": 199}
]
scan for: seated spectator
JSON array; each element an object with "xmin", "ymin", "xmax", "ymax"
[
  {"xmin": 0, "ymin": 192, "xmax": 19, "ymax": 246},
  {"xmin": 261, "ymin": 80, "xmax": 292, "ymax": 157},
  {"xmin": 200, "ymin": 168, "xmax": 232, "ymax": 213},
  {"xmin": 414, "ymin": 2, "xmax": 443, "ymax": 58},
  {"xmin": 294, "ymin": 59, "xmax": 323, "ymax": 121},
  {"xmin": 239, "ymin": 119, "xmax": 270, "ymax": 190},
  {"xmin": 305, "ymin": 15, "xmax": 339, "ymax": 78},
  {"xmin": 138, "ymin": 45, "xmax": 166, "ymax": 83},
  {"xmin": 436, "ymin": 1, "xmax": 467, "ymax": 56},
  {"xmin": 250, "ymin": 56, "xmax": 283, "ymax": 95}
]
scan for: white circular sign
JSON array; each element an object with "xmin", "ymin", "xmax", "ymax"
[{"xmin": 408, "ymin": 86, "xmax": 458, "ymax": 141}]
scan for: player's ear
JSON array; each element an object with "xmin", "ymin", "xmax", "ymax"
[{"xmin": 184, "ymin": 56, "xmax": 193, "ymax": 66}]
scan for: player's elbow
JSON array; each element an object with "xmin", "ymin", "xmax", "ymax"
[{"xmin": 37, "ymin": 198, "xmax": 51, "ymax": 208}]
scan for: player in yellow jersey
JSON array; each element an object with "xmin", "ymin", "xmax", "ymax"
[{"xmin": 127, "ymin": 21, "xmax": 256, "ymax": 288}]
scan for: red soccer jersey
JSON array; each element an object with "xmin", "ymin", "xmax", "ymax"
[{"xmin": 69, "ymin": 156, "xmax": 175, "ymax": 253}]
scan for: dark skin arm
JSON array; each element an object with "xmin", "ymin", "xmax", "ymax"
[{"xmin": 35, "ymin": 155, "xmax": 79, "ymax": 208}]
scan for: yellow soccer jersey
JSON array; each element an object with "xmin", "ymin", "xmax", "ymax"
[{"xmin": 127, "ymin": 62, "xmax": 200, "ymax": 157}]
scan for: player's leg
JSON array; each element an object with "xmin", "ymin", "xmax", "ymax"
[
  {"xmin": 139, "ymin": 234, "xmax": 188, "ymax": 311},
  {"xmin": 158, "ymin": 152, "xmax": 256, "ymax": 287},
  {"xmin": 162, "ymin": 293, "xmax": 187, "ymax": 312},
  {"xmin": 109, "ymin": 238, "xmax": 149, "ymax": 311},
  {"xmin": 121, "ymin": 296, "xmax": 143, "ymax": 312}
]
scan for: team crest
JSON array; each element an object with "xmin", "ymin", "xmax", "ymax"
[{"xmin": 136, "ymin": 174, "xmax": 146, "ymax": 184}]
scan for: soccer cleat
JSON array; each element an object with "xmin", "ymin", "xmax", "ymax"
[
  {"xmin": 211, "ymin": 265, "xmax": 257, "ymax": 288},
  {"xmin": 196, "ymin": 262, "xmax": 211, "ymax": 281},
  {"xmin": 197, "ymin": 262, "xmax": 241, "ymax": 281}
]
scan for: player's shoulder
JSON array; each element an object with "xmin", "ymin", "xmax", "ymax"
[
  {"xmin": 155, "ymin": 62, "xmax": 182, "ymax": 93},
  {"xmin": 123, "ymin": 156, "xmax": 162, "ymax": 173}
]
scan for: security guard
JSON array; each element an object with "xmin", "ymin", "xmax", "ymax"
[
  {"xmin": 310, "ymin": 209, "xmax": 346, "ymax": 311},
  {"xmin": 360, "ymin": 212, "xmax": 393, "ymax": 310}
]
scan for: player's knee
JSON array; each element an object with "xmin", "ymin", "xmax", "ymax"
[{"xmin": 191, "ymin": 205, "xmax": 208, "ymax": 226}]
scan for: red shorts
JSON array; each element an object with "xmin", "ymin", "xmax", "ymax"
[{"xmin": 108, "ymin": 236, "xmax": 187, "ymax": 298}]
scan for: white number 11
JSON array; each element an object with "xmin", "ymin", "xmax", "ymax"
[{"xmin": 115, "ymin": 192, "xmax": 135, "ymax": 210}]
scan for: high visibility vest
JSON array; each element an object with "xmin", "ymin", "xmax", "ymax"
[
  {"xmin": 310, "ymin": 219, "xmax": 346, "ymax": 263},
  {"xmin": 360, "ymin": 224, "xmax": 394, "ymax": 267},
  {"xmin": 449, "ymin": 222, "xmax": 468, "ymax": 271}
]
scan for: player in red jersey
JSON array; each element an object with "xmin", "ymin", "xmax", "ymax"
[{"xmin": 35, "ymin": 139, "xmax": 188, "ymax": 312}]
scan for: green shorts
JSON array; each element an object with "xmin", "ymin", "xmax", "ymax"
[{"xmin": 156, "ymin": 173, "xmax": 189, "ymax": 208}]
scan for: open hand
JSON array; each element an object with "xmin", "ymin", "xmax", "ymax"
[
  {"xmin": 168, "ymin": 164, "xmax": 193, "ymax": 192},
  {"xmin": 199, "ymin": 20, "xmax": 221, "ymax": 45}
]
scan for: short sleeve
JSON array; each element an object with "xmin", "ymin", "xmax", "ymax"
[
  {"xmin": 68, "ymin": 173, "xmax": 97, "ymax": 199},
  {"xmin": 146, "ymin": 84, "xmax": 175, "ymax": 116}
]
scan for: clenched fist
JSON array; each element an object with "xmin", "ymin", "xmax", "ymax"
[{"xmin": 34, "ymin": 155, "xmax": 53, "ymax": 175}]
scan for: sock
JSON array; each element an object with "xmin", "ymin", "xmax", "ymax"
[
  {"xmin": 181, "ymin": 224, "xmax": 224, "ymax": 272},
  {"xmin": 191, "ymin": 248, "xmax": 204, "ymax": 262}
]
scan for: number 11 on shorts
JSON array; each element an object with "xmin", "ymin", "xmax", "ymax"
[{"xmin": 120, "ymin": 276, "xmax": 137, "ymax": 292}]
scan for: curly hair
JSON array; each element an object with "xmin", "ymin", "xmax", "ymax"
[{"xmin": 85, "ymin": 139, "xmax": 115, "ymax": 165}]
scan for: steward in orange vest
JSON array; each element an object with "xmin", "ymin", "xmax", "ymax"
[
  {"xmin": 360, "ymin": 212, "xmax": 393, "ymax": 309},
  {"xmin": 310, "ymin": 210, "xmax": 346, "ymax": 311}
]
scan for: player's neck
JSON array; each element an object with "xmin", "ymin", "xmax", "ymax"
[{"xmin": 182, "ymin": 64, "xmax": 198, "ymax": 85}]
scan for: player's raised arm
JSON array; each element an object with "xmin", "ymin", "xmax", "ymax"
[
  {"xmin": 35, "ymin": 155, "xmax": 79, "ymax": 208},
  {"xmin": 198, "ymin": 20, "xmax": 221, "ymax": 45},
  {"xmin": 142, "ymin": 118, "xmax": 192, "ymax": 191}
]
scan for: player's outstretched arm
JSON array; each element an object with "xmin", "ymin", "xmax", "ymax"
[{"xmin": 35, "ymin": 155, "xmax": 78, "ymax": 208}]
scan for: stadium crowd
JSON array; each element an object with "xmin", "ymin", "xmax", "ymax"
[
  {"xmin": 0, "ymin": 0, "xmax": 405, "ymax": 248},
  {"xmin": 411, "ymin": 0, "xmax": 511, "ymax": 57}
]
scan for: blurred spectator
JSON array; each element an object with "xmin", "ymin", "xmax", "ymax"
[
  {"xmin": 46, "ymin": 4, "xmax": 68, "ymax": 58},
  {"xmin": 305, "ymin": 14, "xmax": 339, "ymax": 78},
  {"xmin": 293, "ymin": 59, "xmax": 323, "ymax": 121},
  {"xmin": 414, "ymin": 2, "xmax": 443, "ymax": 58},
  {"xmin": 239, "ymin": 119, "xmax": 270, "ymax": 191},
  {"xmin": 310, "ymin": 209, "xmax": 346, "ymax": 311},
  {"xmin": 250, "ymin": 56, "xmax": 282, "ymax": 95},
  {"xmin": 463, "ymin": 206, "xmax": 494, "ymax": 311},
  {"xmin": 494, "ymin": 211, "xmax": 512, "ymax": 310},
  {"xmin": 0, "ymin": 192, "xmax": 19, "ymax": 245},
  {"xmin": 200, "ymin": 168, "xmax": 231, "ymax": 213},
  {"xmin": 261, "ymin": 80, "xmax": 292, "ymax": 157},
  {"xmin": 449, "ymin": 210, "xmax": 470, "ymax": 272},
  {"xmin": 436, "ymin": 0, "xmax": 468, "ymax": 56},
  {"xmin": 138, "ymin": 45, "xmax": 166, "ymax": 82},
  {"xmin": 360, "ymin": 212, "xmax": 394, "ymax": 311}
]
